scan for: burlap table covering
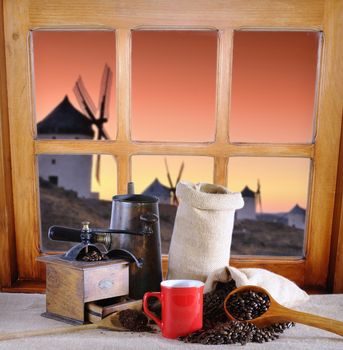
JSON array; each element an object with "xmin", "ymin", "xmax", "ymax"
[{"xmin": 0, "ymin": 293, "xmax": 342, "ymax": 349}]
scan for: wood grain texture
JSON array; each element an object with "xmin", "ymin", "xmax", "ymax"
[
  {"xmin": 84, "ymin": 263, "xmax": 129, "ymax": 302},
  {"xmin": 2, "ymin": 0, "xmax": 342, "ymax": 292},
  {"xmin": 29, "ymin": 0, "xmax": 324, "ymax": 28},
  {"xmin": 212, "ymin": 29, "xmax": 231, "ymax": 187},
  {"xmin": 1, "ymin": 280, "xmax": 45, "ymax": 293},
  {"xmin": 40, "ymin": 256, "xmax": 129, "ymax": 322},
  {"xmin": 215, "ymin": 29, "xmax": 232, "ymax": 144},
  {"xmin": 304, "ymin": 0, "xmax": 343, "ymax": 290},
  {"xmin": 230, "ymin": 258, "xmax": 305, "ymax": 287},
  {"xmin": 116, "ymin": 154, "xmax": 130, "ymax": 194},
  {"xmin": 329, "ymin": 1, "xmax": 343, "ymax": 294},
  {"xmin": 333, "ymin": 204, "xmax": 343, "ymax": 292},
  {"xmin": 330, "ymin": 111, "xmax": 343, "ymax": 293},
  {"xmin": 214, "ymin": 157, "xmax": 228, "ymax": 187},
  {"xmin": 0, "ymin": 0, "xmax": 17, "ymax": 289},
  {"xmin": 3, "ymin": 0, "xmax": 42, "ymax": 281},
  {"xmin": 116, "ymin": 29, "xmax": 131, "ymax": 142},
  {"xmin": 35, "ymin": 139, "xmax": 314, "ymax": 158},
  {"xmin": 46, "ymin": 264, "xmax": 85, "ymax": 321}
]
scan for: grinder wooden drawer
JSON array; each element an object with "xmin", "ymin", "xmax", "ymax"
[
  {"xmin": 84, "ymin": 263, "xmax": 129, "ymax": 302},
  {"xmin": 38, "ymin": 255, "xmax": 130, "ymax": 324}
]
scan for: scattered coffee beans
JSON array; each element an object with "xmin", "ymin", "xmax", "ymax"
[
  {"xmin": 118, "ymin": 309, "xmax": 153, "ymax": 332},
  {"xmin": 180, "ymin": 320, "xmax": 293, "ymax": 345},
  {"xmin": 179, "ymin": 280, "xmax": 294, "ymax": 345},
  {"xmin": 226, "ymin": 290, "xmax": 270, "ymax": 321}
]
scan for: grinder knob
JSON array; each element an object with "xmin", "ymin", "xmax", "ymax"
[{"xmin": 80, "ymin": 221, "xmax": 92, "ymax": 244}]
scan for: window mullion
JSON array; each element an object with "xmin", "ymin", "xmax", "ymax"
[
  {"xmin": 116, "ymin": 28, "xmax": 131, "ymax": 142},
  {"xmin": 214, "ymin": 157, "xmax": 228, "ymax": 186},
  {"xmin": 213, "ymin": 29, "xmax": 232, "ymax": 186},
  {"xmin": 215, "ymin": 28, "xmax": 232, "ymax": 144},
  {"xmin": 116, "ymin": 28, "xmax": 131, "ymax": 193}
]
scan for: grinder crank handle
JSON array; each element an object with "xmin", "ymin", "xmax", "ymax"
[
  {"xmin": 48, "ymin": 226, "xmax": 149, "ymax": 244},
  {"xmin": 48, "ymin": 226, "xmax": 82, "ymax": 243}
]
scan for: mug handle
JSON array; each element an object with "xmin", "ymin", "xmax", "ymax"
[{"xmin": 143, "ymin": 292, "xmax": 162, "ymax": 329}]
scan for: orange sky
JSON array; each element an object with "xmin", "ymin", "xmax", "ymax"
[
  {"xmin": 33, "ymin": 30, "xmax": 318, "ymax": 212},
  {"xmin": 230, "ymin": 31, "xmax": 319, "ymax": 142},
  {"xmin": 131, "ymin": 31, "xmax": 217, "ymax": 141},
  {"xmin": 228, "ymin": 157, "xmax": 310, "ymax": 212}
]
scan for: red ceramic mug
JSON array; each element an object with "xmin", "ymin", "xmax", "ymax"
[{"xmin": 143, "ymin": 279, "xmax": 204, "ymax": 339}]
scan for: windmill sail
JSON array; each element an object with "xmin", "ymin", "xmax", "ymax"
[
  {"xmin": 256, "ymin": 179, "xmax": 263, "ymax": 213},
  {"xmin": 73, "ymin": 64, "xmax": 113, "ymax": 183},
  {"xmin": 98, "ymin": 64, "xmax": 112, "ymax": 127},
  {"xmin": 176, "ymin": 162, "xmax": 185, "ymax": 185},
  {"xmin": 164, "ymin": 158, "xmax": 174, "ymax": 190},
  {"xmin": 164, "ymin": 158, "xmax": 184, "ymax": 205},
  {"xmin": 73, "ymin": 77, "xmax": 97, "ymax": 120}
]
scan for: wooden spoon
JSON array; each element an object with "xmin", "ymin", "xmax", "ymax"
[
  {"xmin": 0, "ymin": 312, "xmax": 125, "ymax": 341},
  {"xmin": 223, "ymin": 285, "xmax": 343, "ymax": 337}
]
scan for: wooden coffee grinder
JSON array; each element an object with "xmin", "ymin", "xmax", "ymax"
[{"xmin": 37, "ymin": 221, "xmax": 143, "ymax": 324}]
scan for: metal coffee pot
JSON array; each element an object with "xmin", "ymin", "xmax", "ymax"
[
  {"xmin": 109, "ymin": 193, "xmax": 162, "ymax": 299},
  {"xmin": 48, "ymin": 185, "xmax": 162, "ymax": 300}
]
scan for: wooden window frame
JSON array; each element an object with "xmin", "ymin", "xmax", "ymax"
[{"xmin": 1, "ymin": 0, "xmax": 343, "ymax": 293}]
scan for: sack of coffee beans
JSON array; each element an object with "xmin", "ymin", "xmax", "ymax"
[
  {"xmin": 167, "ymin": 181, "xmax": 244, "ymax": 281},
  {"xmin": 205, "ymin": 266, "xmax": 309, "ymax": 308}
]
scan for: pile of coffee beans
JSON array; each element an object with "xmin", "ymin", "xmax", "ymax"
[
  {"xmin": 118, "ymin": 309, "xmax": 154, "ymax": 332},
  {"xmin": 203, "ymin": 280, "xmax": 237, "ymax": 328},
  {"xmin": 179, "ymin": 280, "xmax": 294, "ymax": 345},
  {"xmin": 226, "ymin": 290, "xmax": 270, "ymax": 321},
  {"xmin": 78, "ymin": 249, "xmax": 105, "ymax": 262}
]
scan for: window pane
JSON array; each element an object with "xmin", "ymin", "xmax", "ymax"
[
  {"xmin": 32, "ymin": 30, "xmax": 116, "ymax": 140},
  {"xmin": 131, "ymin": 155, "xmax": 214, "ymax": 253},
  {"xmin": 230, "ymin": 31, "xmax": 320, "ymax": 143},
  {"xmin": 131, "ymin": 30, "xmax": 217, "ymax": 142},
  {"xmin": 38, "ymin": 154, "xmax": 117, "ymax": 251},
  {"xmin": 227, "ymin": 157, "xmax": 310, "ymax": 256}
]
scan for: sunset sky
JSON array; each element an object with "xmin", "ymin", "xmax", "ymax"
[{"xmin": 33, "ymin": 30, "xmax": 319, "ymax": 212}]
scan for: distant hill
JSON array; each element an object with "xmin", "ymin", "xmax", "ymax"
[
  {"xmin": 232, "ymin": 219, "xmax": 303, "ymax": 256},
  {"xmin": 40, "ymin": 179, "xmax": 303, "ymax": 256}
]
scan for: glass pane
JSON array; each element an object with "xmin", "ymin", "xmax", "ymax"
[
  {"xmin": 227, "ymin": 157, "xmax": 310, "ymax": 256},
  {"xmin": 230, "ymin": 31, "xmax": 320, "ymax": 143},
  {"xmin": 38, "ymin": 154, "xmax": 117, "ymax": 251},
  {"xmin": 131, "ymin": 30, "xmax": 217, "ymax": 142},
  {"xmin": 32, "ymin": 30, "xmax": 116, "ymax": 140},
  {"xmin": 132, "ymin": 155, "xmax": 214, "ymax": 253}
]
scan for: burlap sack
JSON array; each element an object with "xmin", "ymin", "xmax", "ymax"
[
  {"xmin": 204, "ymin": 266, "xmax": 309, "ymax": 308},
  {"xmin": 167, "ymin": 181, "xmax": 244, "ymax": 281}
]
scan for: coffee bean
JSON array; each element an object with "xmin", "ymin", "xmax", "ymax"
[
  {"xmin": 78, "ymin": 249, "xmax": 105, "ymax": 262},
  {"xmin": 225, "ymin": 290, "xmax": 271, "ymax": 321},
  {"xmin": 179, "ymin": 280, "xmax": 295, "ymax": 346}
]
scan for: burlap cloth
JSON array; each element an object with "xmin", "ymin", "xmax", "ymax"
[{"xmin": 0, "ymin": 293, "xmax": 342, "ymax": 349}]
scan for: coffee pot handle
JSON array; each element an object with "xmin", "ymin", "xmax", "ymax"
[
  {"xmin": 143, "ymin": 292, "xmax": 162, "ymax": 329},
  {"xmin": 140, "ymin": 213, "xmax": 158, "ymax": 235}
]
